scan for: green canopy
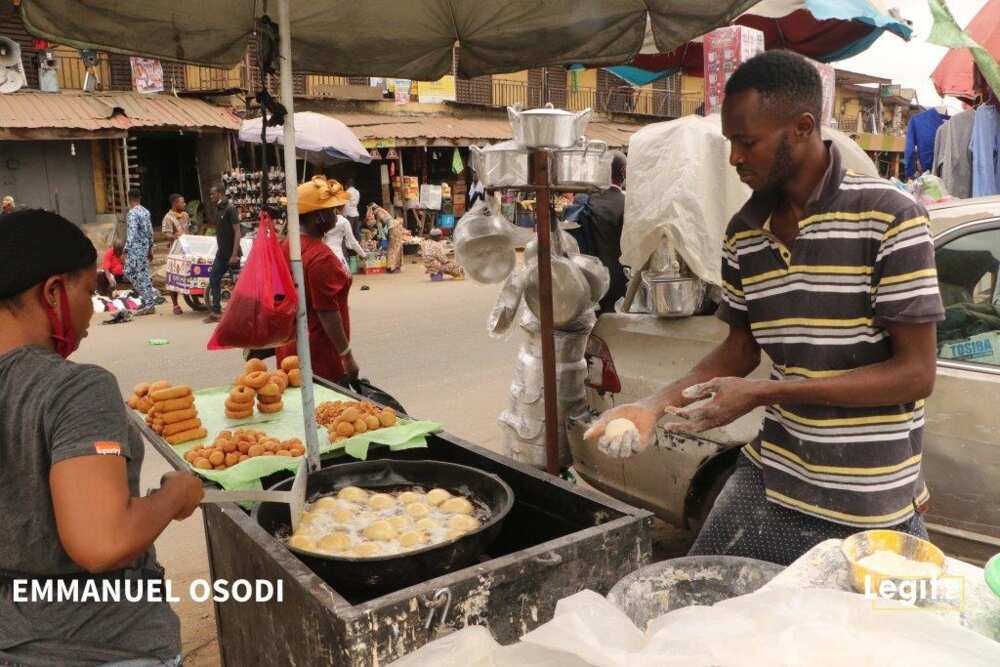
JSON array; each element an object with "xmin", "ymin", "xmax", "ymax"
[{"xmin": 20, "ymin": 0, "xmax": 759, "ymax": 79}]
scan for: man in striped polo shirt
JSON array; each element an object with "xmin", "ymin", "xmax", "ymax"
[{"xmin": 586, "ymin": 50, "xmax": 944, "ymax": 565}]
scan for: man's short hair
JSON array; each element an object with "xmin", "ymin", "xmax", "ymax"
[
  {"xmin": 724, "ymin": 50, "xmax": 823, "ymax": 125},
  {"xmin": 168, "ymin": 193, "xmax": 183, "ymax": 206},
  {"xmin": 127, "ymin": 188, "xmax": 142, "ymax": 200},
  {"xmin": 610, "ymin": 151, "xmax": 627, "ymax": 185}
]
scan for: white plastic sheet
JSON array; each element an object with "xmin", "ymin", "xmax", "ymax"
[{"xmin": 621, "ymin": 114, "xmax": 879, "ymax": 286}]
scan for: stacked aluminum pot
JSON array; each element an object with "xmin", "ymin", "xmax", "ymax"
[{"xmin": 498, "ymin": 309, "xmax": 597, "ymax": 469}]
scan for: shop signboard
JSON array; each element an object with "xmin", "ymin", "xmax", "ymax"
[
  {"xmin": 363, "ymin": 138, "xmax": 397, "ymax": 149},
  {"xmin": 702, "ymin": 26, "xmax": 764, "ymax": 115},
  {"xmin": 417, "ymin": 76, "xmax": 457, "ymax": 104},
  {"xmin": 393, "ymin": 79, "xmax": 412, "ymax": 104},
  {"xmin": 130, "ymin": 57, "xmax": 164, "ymax": 94},
  {"xmin": 419, "ymin": 184, "xmax": 442, "ymax": 210}
]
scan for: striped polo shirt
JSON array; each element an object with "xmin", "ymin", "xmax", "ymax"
[{"xmin": 716, "ymin": 142, "xmax": 944, "ymax": 528}]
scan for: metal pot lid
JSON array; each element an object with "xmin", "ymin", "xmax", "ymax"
[{"xmin": 519, "ymin": 104, "xmax": 576, "ymax": 117}]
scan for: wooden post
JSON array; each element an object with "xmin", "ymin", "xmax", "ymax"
[{"xmin": 531, "ymin": 150, "xmax": 560, "ymax": 475}]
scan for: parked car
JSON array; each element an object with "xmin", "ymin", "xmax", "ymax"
[{"xmin": 569, "ymin": 196, "xmax": 1000, "ymax": 565}]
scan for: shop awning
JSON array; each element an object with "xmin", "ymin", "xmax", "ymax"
[
  {"xmin": 0, "ymin": 90, "xmax": 241, "ymax": 140},
  {"xmin": 19, "ymin": 0, "xmax": 761, "ymax": 80},
  {"xmin": 327, "ymin": 111, "xmax": 643, "ymax": 148}
]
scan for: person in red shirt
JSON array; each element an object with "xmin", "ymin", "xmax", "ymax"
[
  {"xmin": 97, "ymin": 241, "xmax": 125, "ymax": 296},
  {"xmin": 276, "ymin": 177, "xmax": 360, "ymax": 384}
]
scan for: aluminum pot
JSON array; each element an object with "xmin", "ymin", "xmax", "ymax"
[
  {"xmin": 552, "ymin": 139, "xmax": 612, "ymax": 188},
  {"xmin": 642, "ymin": 273, "xmax": 706, "ymax": 318},
  {"xmin": 509, "ymin": 104, "xmax": 592, "ymax": 149},
  {"xmin": 469, "ymin": 141, "xmax": 530, "ymax": 188},
  {"xmin": 524, "ymin": 256, "xmax": 590, "ymax": 328},
  {"xmin": 570, "ymin": 254, "xmax": 611, "ymax": 305},
  {"xmin": 488, "ymin": 268, "xmax": 526, "ymax": 337},
  {"xmin": 454, "ymin": 208, "xmax": 517, "ymax": 284}
]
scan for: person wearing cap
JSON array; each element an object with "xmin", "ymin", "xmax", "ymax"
[
  {"xmin": 1, "ymin": 196, "xmax": 15, "ymax": 215},
  {"xmin": 421, "ymin": 227, "xmax": 464, "ymax": 281},
  {"xmin": 0, "ymin": 209, "xmax": 203, "ymax": 664},
  {"xmin": 123, "ymin": 189, "xmax": 158, "ymax": 316},
  {"xmin": 276, "ymin": 176, "xmax": 361, "ymax": 384}
]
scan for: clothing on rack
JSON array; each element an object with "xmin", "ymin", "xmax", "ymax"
[
  {"xmin": 933, "ymin": 109, "xmax": 975, "ymax": 199},
  {"xmin": 904, "ymin": 108, "xmax": 949, "ymax": 179},
  {"xmin": 971, "ymin": 104, "xmax": 1000, "ymax": 197}
]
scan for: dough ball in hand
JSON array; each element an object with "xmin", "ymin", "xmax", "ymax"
[{"xmin": 598, "ymin": 418, "xmax": 641, "ymax": 458}]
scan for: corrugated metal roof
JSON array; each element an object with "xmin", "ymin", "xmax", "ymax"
[
  {"xmin": 0, "ymin": 91, "xmax": 241, "ymax": 132},
  {"xmin": 331, "ymin": 111, "xmax": 643, "ymax": 148}
]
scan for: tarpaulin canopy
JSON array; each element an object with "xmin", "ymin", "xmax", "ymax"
[
  {"xmin": 20, "ymin": 0, "xmax": 762, "ymax": 80},
  {"xmin": 608, "ymin": 0, "xmax": 912, "ymax": 85},
  {"xmin": 931, "ymin": 0, "xmax": 1000, "ymax": 103},
  {"xmin": 240, "ymin": 112, "xmax": 372, "ymax": 165}
]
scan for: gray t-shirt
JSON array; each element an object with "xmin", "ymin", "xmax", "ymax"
[{"xmin": 0, "ymin": 346, "xmax": 180, "ymax": 664}]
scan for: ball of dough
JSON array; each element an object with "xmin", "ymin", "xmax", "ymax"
[
  {"xmin": 288, "ymin": 534, "xmax": 317, "ymax": 552},
  {"xmin": 605, "ymin": 417, "xmax": 639, "ymax": 439},
  {"xmin": 398, "ymin": 531, "xmax": 428, "ymax": 548},
  {"xmin": 317, "ymin": 532, "xmax": 352, "ymax": 554},
  {"xmin": 397, "ymin": 491, "xmax": 426, "ymax": 505},
  {"xmin": 388, "ymin": 516, "xmax": 412, "ymax": 532},
  {"xmin": 350, "ymin": 542, "xmax": 381, "ymax": 558},
  {"xmin": 363, "ymin": 520, "xmax": 397, "ymax": 542},
  {"xmin": 441, "ymin": 497, "xmax": 474, "ymax": 515},
  {"xmin": 330, "ymin": 507, "xmax": 354, "ymax": 524},
  {"xmin": 314, "ymin": 496, "xmax": 341, "ymax": 511},
  {"xmin": 426, "ymin": 488, "xmax": 452, "ymax": 506},
  {"xmin": 415, "ymin": 517, "xmax": 440, "ymax": 532},
  {"xmin": 405, "ymin": 502, "xmax": 431, "ymax": 518},
  {"xmin": 368, "ymin": 493, "xmax": 396, "ymax": 510},
  {"xmin": 448, "ymin": 514, "xmax": 481, "ymax": 533},
  {"xmin": 300, "ymin": 511, "xmax": 319, "ymax": 525},
  {"xmin": 337, "ymin": 486, "xmax": 368, "ymax": 503},
  {"xmin": 444, "ymin": 529, "xmax": 465, "ymax": 540}
]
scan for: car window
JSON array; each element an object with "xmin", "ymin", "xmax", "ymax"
[{"xmin": 936, "ymin": 227, "xmax": 1000, "ymax": 366}]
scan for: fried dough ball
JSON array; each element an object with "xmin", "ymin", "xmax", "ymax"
[
  {"xmin": 405, "ymin": 502, "xmax": 431, "ymax": 518},
  {"xmin": 337, "ymin": 486, "xmax": 368, "ymax": 503},
  {"xmin": 426, "ymin": 488, "xmax": 452, "ymax": 506},
  {"xmin": 365, "ymin": 415, "xmax": 381, "ymax": 431},
  {"xmin": 194, "ymin": 457, "xmax": 212, "ymax": 470},
  {"xmin": 300, "ymin": 511, "xmax": 319, "ymax": 525},
  {"xmin": 441, "ymin": 497, "xmax": 474, "ymax": 515},
  {"xmin": 415, "ymin": 517, "xmax": 440, "ymax": 532},
  {"xmin": 314, "ymin": 496, "xmax": 341, "ymax": 511},
  {"xmin": 379, "ymin": 409, "xmax": 397, "ymax": 427},
  {"xmin": 342, "ymin": 407, "xmax": 361, "ymax": 423},
  {"xmin": 398, "ymin": 531, "xmax": 428, "ymax": 548},
  {"xmin": 388, "ymin": 516, "xmax": 411, "ymax": 532},
  {"xmin": 362, "ymin": 520, "xmax": 397, "ymax": 542},
  {"xmin": 208, "ymin": 451, "xmax": 225, "ymax": 467},
  {"xmin": 318, "ymin": 532, "xmax": 352, "ymax": 553},
  {"xmin": 444, "ymin": 529, "xmax": 465, "ymax": 540},
  {"xmin": 287, "ymin": 534, "xmax": 317, "ymax": 551},
  {"xmin": 448, "ymin": 514, "xmax": 481, "ymax": 533},
  {"xmin": 329, "ymin": 507, "xmax": 354, "ymax": 523},
  {"xmin": 368, "ymin": 493, "xmax": 395, "ymax": 510},
  {"xmin": 350, "ymin": 542, "xmax": 381, "ymax": 558}
]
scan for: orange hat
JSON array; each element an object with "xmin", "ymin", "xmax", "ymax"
[{"xmin": 295, "ymin": 176, "xmax": 350, "ymax": 214}]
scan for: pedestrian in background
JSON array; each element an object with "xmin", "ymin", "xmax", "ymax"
[
  {"xmin": 322, "ymin": 190, "xmax": 366, "ymax": 273},
  {"xmin": 123, "ymin": 189, "xmax": 157, "ymax": 315},
  {"xmin": 422, "ymin": 228, "xmax": 464, "ymax": 280},
  {"xmin": 343, "ymin": 176, "xmax": 361, "ymax": 238},
  {"xmin": 204, "ymin": 184, "xmax": 241, "ymax": 323},
  {"xmin": 97, "ymin": 240, "xmax": 125, "ymax": 297},
  {"xmin": 583, "ymin": 151, "xmax": 628, "ymax": 313},
  {"xmin": 161, "ymin": 193, "xmax": 190, "ymax": 315}
]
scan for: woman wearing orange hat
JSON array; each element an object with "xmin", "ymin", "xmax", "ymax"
[{"xmin": 276, "ymin": 177, "xmax": 360, "ymax": 383}]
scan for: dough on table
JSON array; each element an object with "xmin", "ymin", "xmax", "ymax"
[
  {"xmin": 441, "ymin": 497, "xmax": 474, "ymax": 515},
  {"xmin": 351, "ymin": 542, "xmax": 381, "ymax": 558},
  {"xmin": 368, "ymin": 493, "xmax": 396, "ymax": 510},
  {"xmin": 288, "ymin": 534, "xmax": 317, "ymax": 551},
  {"xmin": 405, "ymin": 502, "xmax": 431, "ymax": 518},
  {"xmin": 388, "ymin": 516, "xmax": 411, "ymax": 532},
  {"xmin": 318, "ymin": 532, "xmax": 352, "ymax": 554},
  {"xmin": 363, "ymin": 520, "xmax": 397, "ymax": 542},
  {"xmin": 398, "ymin": 531, "xmax": 427, "ymax": 548},
  {"xmin": 397, "ymin": 491, "xmax": 426, "ymax": 505},
  {"xmin": 337, "ymin": 486, "xmax": 369, "ymax": 503},
  {"xmin": 415, "ymin": 517, "xmax": 440, "ymax": 532},
  {"xmin": 426, "ymin": 488, "xmax": 452, "ymax": 506},
  {"xmin": 448, "ymin": 514, "xmax": 480, "ymax": 533}
]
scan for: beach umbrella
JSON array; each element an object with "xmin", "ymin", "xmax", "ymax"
[{"xmin": 239, "ymin": 112, "xmax": 372, "ymax": 166}]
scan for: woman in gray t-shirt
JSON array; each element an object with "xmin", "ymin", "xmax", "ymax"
[{"xmin": 0, "ymin": 209, "xmax": 203, "ymax": 665}]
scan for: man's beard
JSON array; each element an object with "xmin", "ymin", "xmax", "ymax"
[{"xmin": 758, "ymin": 133, "xmax": 795, "ymax": 195}]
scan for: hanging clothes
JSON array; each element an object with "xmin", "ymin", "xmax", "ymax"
[
  {"xmin": 971, "ymin": 104, "xmax": 1000, "ymax": 197},
  {"xmin": 933, "ymin": 109, "xmax": 976, "ymax": 199},
  {"xmin": 904, "ymin": 108, "xmax": 949, "ymax": 179}
]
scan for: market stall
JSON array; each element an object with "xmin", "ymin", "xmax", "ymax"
[{"xmin": 164, "ymin": 235, "xmax": 253, "ymax": 311}]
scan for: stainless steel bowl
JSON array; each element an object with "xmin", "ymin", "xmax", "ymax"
[
  {"xmin": 524, "ymin": 256, "xmax": 590, "ymax": 328},
  {"xmin": 642, "ymin": 274, "xmax": 705, "ymax": 318},
  {"xmin": 454, "ymin": 210, "xmax": 517, "ymax": 284},
  {"xmin": 570, "ymin": 254, "xmax": 610, "ymax": 305},
  {"xmin": 552, "ymin": 139, "xmax": 612, "ymax": 188}
]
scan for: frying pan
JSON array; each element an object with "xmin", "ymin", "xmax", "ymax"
[{"xmin": 253, "ymin": 459, "xmax": 514, "ymax": 594}]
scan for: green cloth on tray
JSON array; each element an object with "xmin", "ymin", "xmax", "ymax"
[{"xmin": 167, "ymin": 384, "xmax": 440, "ymax": 490}]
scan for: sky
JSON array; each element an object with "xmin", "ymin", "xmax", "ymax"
[{"xmin": 837, "ymin": 0, "xmax": 988, "ymax": 111}]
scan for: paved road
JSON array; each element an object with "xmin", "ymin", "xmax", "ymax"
[{"xmin": 74, "ymin": 261, "xmax": 520, "ymax": 665}]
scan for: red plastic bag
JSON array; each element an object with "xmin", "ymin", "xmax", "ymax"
[{"xmin": 207, "ymin": 213, "xmax": 298, "ymax": 350}]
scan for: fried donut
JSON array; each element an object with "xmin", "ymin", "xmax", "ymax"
[
  {"xmin": 156, "ymin": 395, "xmax": 195, "ymax": 412},
  {"xmin": 163, "ymin": 418, "xmax": 201, "ymax": 436},
  {"xmin": 242, "ymin": 371, "xmax": 269, "ymax": 389},
  {"xmin": 226, "ymin": 407, "xmax": 254, "ymax": 420},
  {"xmin": 148, "ymin": 381, "xmax": 171, "ymax": 394},
  {"xmin": 229, "ymin": 385, "xmax": 256, "ymax": 404},
  {"xmin": 287, "ymin": 368, "xmax": 302, "ymax": 387},
  {"xmin": 133, "ymin": 382, "xmax": 151, "ymax": 398},
  {"xmin": 160, "ymin": 407, "xmax": 198, "ymax": 425},
  {"xmin": 257, "ymin": 401, "xmax": 284, "ymax": 414},
  {"xmin": 150, "ymin": 385, "xmax": 192, "ymax": 402},
  {"xmin": 257, "ymin": 394, "xmax": 282, "ymax": 405},
  {"xmin": 270, "ymin": 370, "xmax": 289, "ymax": 392},
  {"xmin": 258, "ymin": 382, "xmax": 281, "ymax": 398},
  {"xmin": 165, "ymin": 427, "xmax": 207, "ymax": 445},
  {"xmin": 244, "ymin": 358, "xmax": 268, "ymax": 374},
  {"xmin": 280, "ymin": 355, "xmax": 299, "ymax": 372},
  {"xmin": 225, "ymin": 396, "xmax": 255, "ymax": 411},
  {"xmin": 126, "ymin": 394, "xmax": 140, "ymax": 409}
]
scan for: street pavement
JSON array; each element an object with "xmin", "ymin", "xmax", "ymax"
[{"xmin": 74, "ymin": 258, "xmax": 519, "ymax": 665}]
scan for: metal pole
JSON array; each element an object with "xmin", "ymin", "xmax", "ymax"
[
  {"xmin": 531, "ymin": 150, "xmax": 560, "ymax": 475},
  {"xmin": 277, "ymin": 0, "xmax": 321, "ymax": 472}
]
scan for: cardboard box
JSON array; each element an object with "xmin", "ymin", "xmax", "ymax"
[{"xmin": 702, "ymin": 26, "xmax": 765, "ymax": 116}]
